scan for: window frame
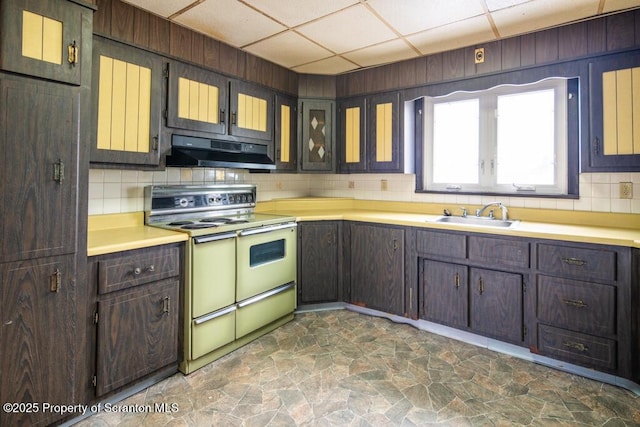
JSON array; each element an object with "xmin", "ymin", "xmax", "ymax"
[
  {"xmin": 423, "ymin": 78, "xmax": 568, "ymax": 195},
  {"xmin": 413, "ymin": 65, "xmax": 582, "ymax": 199}
]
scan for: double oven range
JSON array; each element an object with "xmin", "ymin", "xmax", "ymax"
[{"xmin": 145, "ymin": 184, "xmax": 297, "ymax": 374}]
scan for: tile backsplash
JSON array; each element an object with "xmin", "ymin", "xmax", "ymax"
[{"xmin": 88, "ymin": 168, "xmax": 640, "ymax": 216}]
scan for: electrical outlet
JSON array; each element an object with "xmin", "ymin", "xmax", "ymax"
[
  {"xmin": 275, "ymin": 181, "xmax": 282, "ymax": 190},
  {"xmin": 381, "ymin": 179, "xmax": 388, "ymax": 191},
  {"xmin": 348, "ymin": 180, "xmax": 355, "ymax": 189},
  {"xmin": 620, "ymin": 182, "xmax": 633, "ymax": 199}
]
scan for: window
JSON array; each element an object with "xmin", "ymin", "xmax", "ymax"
[{"xmin": 423, "ymin": 78, "xmax": 570, "ymax": 196}]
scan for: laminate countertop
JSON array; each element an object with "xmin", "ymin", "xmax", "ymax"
[
  {"xmin": 88, "ymin": 212, "xmax": 188, "ymax": 256},
  {"xmin": 256, "ymin": 198, "xmax": 640, "ymax": 248},
  {"xmin": 88, "ymin": 199, "xmax": 640, "ymax": 255}
]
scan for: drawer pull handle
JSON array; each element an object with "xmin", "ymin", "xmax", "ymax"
[
  {"xmin": 162, "ymin": 296, "xmax": 170, "ymax": 314},
  {"xmin": 562, "ymin": 257, "xmax": 586, "ymax": 266},
  {"xmin": 134, "ymin": 265, "xmax": 155, "ymax": 275},
  {"xmin": 563, "ymin": 298, "xmax": 587, "ymax": 308},
  {"xmin": 563, "ymin": 341, "xmax": 588, "ymax": 352},
  {"xmin": 454, "ymin": 273, "xmax": 460, "ymax": 289},
  {"xmin": 50, "ymin": 268, "xmax": 62, "ymax": 293}
]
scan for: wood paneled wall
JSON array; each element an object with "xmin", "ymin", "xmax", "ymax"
[
  {"xmin": 92, "ymin": 0, "xmax": 298, "ymax": 95},
  {"xmin": 336, "ymin": 9, "xmax": 640, "ymax": 97},
  {"xmin": 93, "ymin": 1, "xmax": 640, "ymax": 100}
]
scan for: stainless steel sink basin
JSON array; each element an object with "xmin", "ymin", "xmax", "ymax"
[{"xmin": 431, "ymin": 216, "xmax": 520, "ymax": 228}]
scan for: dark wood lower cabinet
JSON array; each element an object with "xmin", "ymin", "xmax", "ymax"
[
  {"xmin": 350, "ymin": 223, "xmax": 404, "ymax": 315},
  {"xmin": 297, "ymin": 221, "xmax": 342, "ymax": 304},
  {"xmin": 0, "ymin": 255, "xmax": 77, "ymax": 427},
  {"xmin": 90, "ymin": 244, "xmax": 182, "ymax": 398},
  {"xmin": 96, "ymin": 279, "xmax": 179, "ymax": 395},
  {"xmin": 421, "ymin": 259, "xmax": 468, "ymax": 328},
  {"xmin": 469, "ymin": 267, "xmax": 524, "ymax": 344}
]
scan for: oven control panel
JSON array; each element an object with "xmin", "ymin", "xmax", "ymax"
[{"xmin": 145, "ymin": 184, "xmax": 257, "ymax": 216}]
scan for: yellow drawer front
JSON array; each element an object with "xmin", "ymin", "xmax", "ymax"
[
  {"xmin": 192, "ymin": 309, "xmax": 235, "ymax": 360},
  {"xmin": 236, "ymin": 285, "xmax": 296, "ymax": 338}
]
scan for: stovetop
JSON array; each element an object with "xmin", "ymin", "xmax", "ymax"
[{"xmin": 144, "ymin": 184, "xmax": 295, "ymax": 237}]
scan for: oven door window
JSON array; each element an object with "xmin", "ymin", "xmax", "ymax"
[{"xmin": 250, "ymin": 239, "xmax": 285, "ymax": 267}]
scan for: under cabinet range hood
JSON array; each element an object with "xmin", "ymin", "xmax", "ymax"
[{"xmin": 166, "ymin": 134, "xmax": 276, "ymax": 170}]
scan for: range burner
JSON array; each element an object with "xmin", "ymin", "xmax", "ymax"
[
  {"xmin": 169, "ymin": 220, "xmax": 194, "ymax": 226},
  {"xmin": 181, "ymin": 223, "xmax": 217, "ymax": 230},
  {"xmin": 200, "ymin": 217, "xmax": 249, "ymax": 225}
]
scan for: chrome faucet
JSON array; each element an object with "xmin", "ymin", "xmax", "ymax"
[{"xmin": 476, "ymin": 202, "xmax": 508, "ymax": 220}]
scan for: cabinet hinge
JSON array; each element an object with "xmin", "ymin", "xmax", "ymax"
[
  {"xmin": 92, "ymin": 375, "xmax": 97, "ymax": 388},
  {"xmin": 163, "ymin": 109, "xmax": 168, "ymax": 120},
  {"xmin": 523, "ymin": 283, "xmax": 527, "ymax": 293},
  {"xmin": 523, "ymin": 326, "xmax": 528, "ymax": 337},
  {"xmin": 94, "ymin": 311, "xmax": 99, "ymax": 324},
  {"xmin": 163, "ymin": 64, "xmax": 169, "ymax": 78}
]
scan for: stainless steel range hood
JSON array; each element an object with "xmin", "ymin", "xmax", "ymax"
[{"xmin": 166, "ymin": 134, "xmax": 276, "ymax": 170}]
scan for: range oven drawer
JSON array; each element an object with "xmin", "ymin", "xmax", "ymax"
[
  {"xmin": 192, "ymin": 305, "xmax": 236, "ymax": 359},
  {"xmin": 236, "ymin": 283, "xmax": 296, "ymax": 338},
  {"xmin": 192, "ymin": 232, "xmax": 236, "ymax": 318},
  {"xmin": 236, "ymin": 222, "xmax": 297, "ymax": 301}
]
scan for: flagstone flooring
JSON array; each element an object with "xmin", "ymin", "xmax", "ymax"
[{"xmin": 75, "ymin": 309, "xmax": 640, "ymax": 426}]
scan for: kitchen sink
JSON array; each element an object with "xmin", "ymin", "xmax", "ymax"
[{"xmin": 431, "ymin": 216, "xmax": 520, "ymax": 228}]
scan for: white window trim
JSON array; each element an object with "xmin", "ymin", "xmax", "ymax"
[{"xmin": 423, "ymin": 78, "xmax": 568, "ymax": 196}]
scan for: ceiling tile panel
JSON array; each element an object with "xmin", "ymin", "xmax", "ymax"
[
  {"xmin": 173, "ymin": 0, "xmax": 286, "ymax": 47},
  {"xmin": 244, "ymin": 31, "xmax": 333, "ymax": 68},
  {"xmin": 491, "ymin": 0, "xmax": 600, "ymax": 37},
  {"xmin": 602, "ymin": 0, "xmax": 640, "ymax": 13},
  {"xmin": 293, "ymin": 56, "xmax": 359, "ymax": 75},
  {"xmin": 296, "ymin": 4, "xmax": 397, "ymax": 53},
  {"xmin": 242, "ymin": 0, "xmax": 359, "ymax": 27},
  {"xmin": 343, "ymin": 39, "xmax": 419, "ymax": 67},
  {"xmin": 367, "ymin": 0, "xmax": 486, "ymax": 35},
  {"xmin": 485, "ymin": 0, "xmax": 532, "ymax": 12},
  {"xmin": 407, "ymin": 15, "xmax": 496, "ymax": 55},
  {"xmin": 123, "ymin": 0, "xmax": 196, "ymax": 17}
]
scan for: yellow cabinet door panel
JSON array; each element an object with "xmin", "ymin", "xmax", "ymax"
[
  {"xmin": 177, "ymin": 77, "xmax": 219, "ymax": 125},
  {"xmin": 345, "ymin": 107, "xmax": 360, "ymax": 163},
  {"xmin": 21, "ymin": 11, "xmax": 62, "ymax": 65},
  {"xmin": 602, "ymin": 67, "xmax": 640, "ymax": 156},
  {"xmin": 280, "ymin": 104, "xmax": 290, "ymax": 162},
  {"xmin": 96, "ymin": 56, "xmax": 152, "ymax": 153},
  {"xmin": 376, "ymin": 103, "xmax": 393, "ymax": 162}
]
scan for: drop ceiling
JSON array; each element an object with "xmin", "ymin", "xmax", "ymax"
[{"xmin": 123, "ymin": 0, "xmax": 640, "ymax": 75}]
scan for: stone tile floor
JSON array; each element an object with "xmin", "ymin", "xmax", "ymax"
[{"xmin": 76, "ymin": 310, "xmax": 640, "ymax": 426}]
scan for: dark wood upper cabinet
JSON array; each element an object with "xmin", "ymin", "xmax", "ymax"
[
  {"xmin": 337, "ymin": 96, "xmax": 367, "ymax": 172},
  {"xmin": 337, "ymin": 92, "xmax": 403, "ymax": 173},
  {"xmin": 0, "ymin": 0, "xmax": 92, "ymax": 85},
  {"xmin": 368, "ymin": 92, "xmax": 402, "ymax": 172},
  {"xmin": 166, "ymin": 60, "xmax": 274, "ymax": 144},
  {"xmin": 299, "ymin": 99, "xmax": 336, "ymax": 172},
  {"xmin": 166, "ymin": 60, "xmax": 229, "ymax": 136},
  {"xmin": 587, "ymin": 50, "xmax": 640, "ymax": 171},
  {"xmin": 275, "ymin": 94, "xmax": 298, "ymax": 172},
  {"xmin": 90, "ymin": 37, "xmax": 163, "ymax": 166}
]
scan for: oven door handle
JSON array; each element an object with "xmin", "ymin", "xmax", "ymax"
[
  {"xmin": 193, "ymin": 232, "xmax": 238, "ymax": 244},
  {"xmin": 193, "ymin": 305, "xmax": 237, "ymax": 325},
  {"xmin": 238, "ymin": 222, "xmax": 297, "ymax": 237},
  {"xmin": 237, "ymin": 282, "xmax": 296, "ymax": 308}
]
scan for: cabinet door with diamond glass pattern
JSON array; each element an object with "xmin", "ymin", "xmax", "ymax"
[{"xmin": 300, "ymin": 99, "xmax": 335, "ymax": 172}]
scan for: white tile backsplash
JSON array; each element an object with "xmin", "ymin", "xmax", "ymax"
[{"xmin": 88, "ymin": 168, "xmax": 640, "ymax": 216}]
